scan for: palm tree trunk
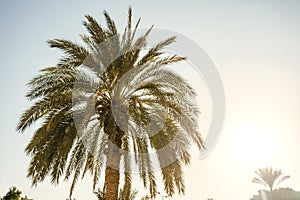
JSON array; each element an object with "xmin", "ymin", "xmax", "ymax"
[
  {"xmin": 269, "ymin": 185, "xmax": 273, "ymax": 200},
  {"xmin": 104, "ymin": 143, "xmax": 121, "ymax": 200},
  {"xmin": 103, "ymin": 111, "xmax": 123, "ymax": 200},
  {"xmin": 269, "ymin": 188, "xmax": 273, "ymax": 200}
]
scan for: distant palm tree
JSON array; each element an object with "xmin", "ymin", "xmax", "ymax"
[
  {"xmin": 1, "ymin": 187, "xmax": 21, "ymax": 200},
  {"xmin": 17, "ymin": 7, "xmax": 203, "ymax": 200},
  {"xmin": 1, "ymin": 187, "xmax": 33, "ymax": 200},
  {"xmin": 252, "ymin": 167, "xmax": 290, "ymax": 192}
]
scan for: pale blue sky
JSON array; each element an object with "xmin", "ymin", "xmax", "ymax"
[{"xmin": 1, "ymin": 1, "xmax": 300, "ymax": 199}]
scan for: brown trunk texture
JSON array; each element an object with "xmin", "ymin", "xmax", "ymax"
[{"xmin": 104, "ymin": 144, "xmax": 121, "ymax": 200}]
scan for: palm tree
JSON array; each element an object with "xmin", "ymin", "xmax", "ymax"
[
  {"xmin": 1, "ymin": 187, "xmax": 33, "ymax": 200},
  {"xmin": 17, "ymin": 7, "xmax": 204, "ymax": 200},
  {"xmin": 252, "ymin": 167, "xmax": 291, "ymax": 192},
  {"xmin": 1, "ymin": 187, "xmax": 22, "ymax": 200}
]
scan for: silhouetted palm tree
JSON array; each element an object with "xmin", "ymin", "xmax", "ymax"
[
  {"xmin": 1, "ymin": 187, "xmax": 33, "ymax": 200},
  {"xmin": 1, "ymin": 187, "xmax": 21, "ymax": 200},
  {"xmin": 252, "ymin": 167, "xmax": 290, "ymax": 192},
  {"xmin": 17, "ymin": 7, "xmax": 203, "ymax": 200}
]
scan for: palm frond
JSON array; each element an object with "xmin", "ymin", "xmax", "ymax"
[
  {"xmin": 103, "ymin": 10, "xmax": 117, "ymax": 35},
  {"xmin": 48, "ymin": 39, "xmax": 88, "ymax": 68},
  {"xmin": 83, "ymin": 15, "xmax": 106, "ymax": 44}
]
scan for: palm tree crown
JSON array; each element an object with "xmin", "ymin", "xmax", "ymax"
[
  {"xmin": 17, "ymin": 7, "xmax": 204, "ymax": 199},
  {"xmin": 252, "ymin": 167, "xmax": 291, "ymax": 192}
]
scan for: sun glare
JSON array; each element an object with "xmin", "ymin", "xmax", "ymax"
[{"xmin": 228, "ymin": 120, "xmax": 279, "ymax": 168}]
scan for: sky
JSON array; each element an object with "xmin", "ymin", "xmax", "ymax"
[{"xmin": 0, "ymin": 0, "xmax": 300, "ymax": 199}]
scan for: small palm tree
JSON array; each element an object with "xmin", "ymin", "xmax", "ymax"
[
  {"xmin": 1, "ymin": 187, "xmax": 21, "ymax": 200},
  {"xmin": 252, "ymin": 167, "xmax": 290, "ymax": 192},
  {"xmin": 1, "ymin": 187, "xmax": 33, "ymax": 200}
]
